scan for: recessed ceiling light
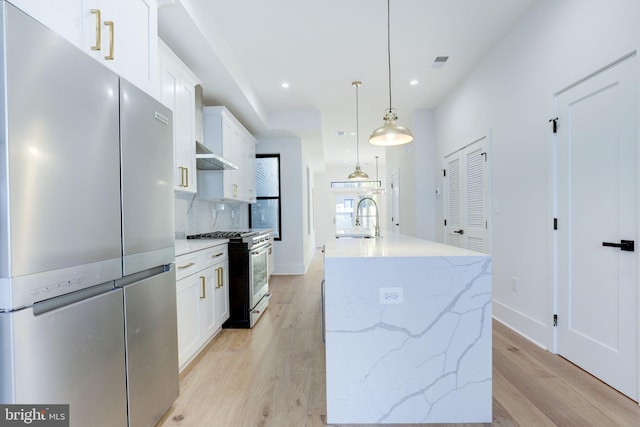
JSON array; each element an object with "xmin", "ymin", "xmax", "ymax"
[
  {"xmin": 410, "ymin": 79, "xmax": 418, "ymax": 85},
  {"xmin": 281, "ymin": 82, "xmax": 290, "ymax": 88},
  {"xmin": 350, "ymin": 132, "xmax": 356, "ymax": 136}
]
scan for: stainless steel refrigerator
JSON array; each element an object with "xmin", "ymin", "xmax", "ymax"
[{"xmin": 0, "ymin": 3, "xmax": 178, "ymax": 426}]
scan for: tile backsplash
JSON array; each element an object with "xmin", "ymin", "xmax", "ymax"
[{"xmin": 175, "ymin": 193, "xmax": 249, "ymax": 238}]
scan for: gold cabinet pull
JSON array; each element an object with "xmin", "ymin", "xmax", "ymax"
[
  {"xmin": 216, "ymin": 267, "xmax": 224, "ymax": 288},
  {"xmin": 178, "ymin": 167, "xmax": 189, "ymax": 187},
  {"xmin": 104, "ymin": 21, "xmax": 114, "ymax": 60},
  {"xmin": 177, "ymin": 262, "xmax": 195, "ymax": 270},
  {"xmin": 90, "ymin": 9, "xmax": 101, "ymax": 51},
  {"xmin": 212, "ymin": 252, "xmax": 223, "ymax": 258},
  {"xmin": 200, "ymin": 276, "xmax": 206, "ymax": 299}
]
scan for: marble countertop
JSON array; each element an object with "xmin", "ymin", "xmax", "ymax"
[
  {"xmin": 324, "ymin": 232, "xmax": 487, "ymax": 259},
  {"xmin": 175, "ymin": 238, "xmax": 229, "ymax": 257}
]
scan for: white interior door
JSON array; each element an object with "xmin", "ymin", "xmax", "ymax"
[
  {"xmin": 391, "ymin": 170, "xmax": 400, "ymax": 233},
  {"xmin": 444, "ymin": 137, "xmax": 490, "ymax": 253},
  {"xmin": 556, "ymin": 54, "xmax": 638, "ymax": 401}
]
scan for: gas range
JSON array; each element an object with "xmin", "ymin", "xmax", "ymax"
[
  {"xmin": 187, "ymin": 229, "xmax": 273, "ymax": 329},
  {"xmin": 187, "ymin": 230, "xmax": 271, "ymax": 250}
]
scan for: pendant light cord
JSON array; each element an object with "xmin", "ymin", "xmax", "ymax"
[
  {"xmin": 387, "ymin": 0, "xmax": 392, "ymax": 114},
  {"xmin": 355, "ymin": 82, "xmax": 361, "ymax": 165}
]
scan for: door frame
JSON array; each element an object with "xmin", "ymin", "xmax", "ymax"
[{"xmin": 550, "ymin": 51, "xmax": 640, "ymax": 402}]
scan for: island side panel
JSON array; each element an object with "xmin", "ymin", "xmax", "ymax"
[{"xmin": 324, "ymin": 255, "xmax": 492, "ymax": 424}]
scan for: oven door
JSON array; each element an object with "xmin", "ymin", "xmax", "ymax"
[{"xmin": 249, "ymin": 245, "xmax": 269, "ymax": 309}]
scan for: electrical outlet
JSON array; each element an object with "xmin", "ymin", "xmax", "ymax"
[
  {"xmin": 379, "ymin": 288, "xmax": 403, "ymax": 304},
  {"xmin": 511, "ymin": 276, "xmax": 518, "ymax": 292}
]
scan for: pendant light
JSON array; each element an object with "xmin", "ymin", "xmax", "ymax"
[
  {"xmin": 348, "ymin": 81, "xmax": 369, "ymax": 180},
  {"xmin": 369, "ymin": 0, "xmax": 413, "ymax": 146}
]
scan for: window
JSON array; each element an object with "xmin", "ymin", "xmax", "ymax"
[{"xmin": 250, "ymin": 154, "xmax": 281, "ymax": 240}]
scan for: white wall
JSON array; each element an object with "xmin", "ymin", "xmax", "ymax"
[
  {"xmin": 384, "ymin": 109, "xmax": 437, "ymax": 240},
  {"xmin": 433, "ymin": 0, "xmax": 640, "ymax": 348},
  {"xmin": 257, "ymin": 137, "xmax": 312, "ymax": 274}
]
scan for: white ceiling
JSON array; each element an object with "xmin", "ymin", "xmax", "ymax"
[{"xmin": 158, "ymin": 0, "xmax": 537, "ymax": 171}]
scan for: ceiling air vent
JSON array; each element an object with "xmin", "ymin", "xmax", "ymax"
[{"xmin": 432, "ymin": 56, "xmax": 449, "ymax": 69}]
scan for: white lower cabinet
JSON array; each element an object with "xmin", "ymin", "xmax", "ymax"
[
  {"xmin": 175, "ymin": 273, "xmax": 203, "ymax": 368},
  {"xmin": 175, "ymin": 243, "xmax": 229, "ymax": 371},
  {"xmin": 214, "ymin": 262, "xmax": 230, "ymax": 328}
]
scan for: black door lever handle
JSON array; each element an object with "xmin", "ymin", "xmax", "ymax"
[
  {"xmin": 453, "ymin": 229, "xmax": 464, "ymax": 235},
  {"xmin": 602, "ymin": 240, "xmax": 635, "ymax": 252}
]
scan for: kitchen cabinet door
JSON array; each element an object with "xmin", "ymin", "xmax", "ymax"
[
  {"xmin": 97, "ymin": 0, "xmax": 159, "ymax": 97},
  {"xmin": 8, "ymin": 0, "xmax": 90, "ymax": 50},
  {"xmin": 175, "ymin": 273, "xmax": 202, "ymax": 369},
  {"xmin": 10, "ymin": 0, "xmax": 158, "ymax": 97},
  {"xmin": 243, "ymin": 132, "xmax": 257, "ymax": 203},
  {"xmin": 200, "ymin": 266, "xmax": 217, "ymax": 341},
  {"xmin": 199, "ymin": 107, "xmax": 257, "ymax": 203},
  {"xmin": 214, "ymin": 261, "xmax": 230, "ymax": 329},
  {"xmin": 159, "ymin": 40, "xmax": 200, "ymax": 193}
]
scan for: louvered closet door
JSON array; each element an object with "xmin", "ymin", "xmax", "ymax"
[
  {"xmin": 444, "ymin": 137, "xmax": 489, "ymax": 253},
  {"xmin": 445, "ymin": 152, "xmax": 464, "ymax": 248}
]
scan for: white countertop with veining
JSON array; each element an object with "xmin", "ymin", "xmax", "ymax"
[
  {"xmin": 325, "ymin": 232, "xmax": 486, "ymax": 259},
  {"xmin": 323, "ymin": 232, "xmax": 492, "ymax": 424}
]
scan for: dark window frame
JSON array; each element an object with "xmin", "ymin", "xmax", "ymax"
[{"xmin": 249, "ymin": 154, "xmax": 282, "ymax": 241}]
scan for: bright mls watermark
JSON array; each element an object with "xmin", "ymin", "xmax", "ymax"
[{"xmin": 0, "ymin": 405, "xmax": 69, "ymax": 426}]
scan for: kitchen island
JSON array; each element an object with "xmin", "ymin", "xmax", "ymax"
[{"xmin": 323, "ymin": 233, "xmax": 492, "ymax": 424}]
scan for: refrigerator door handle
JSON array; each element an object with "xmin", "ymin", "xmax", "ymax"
[
  {"xmin": 33, "ymin": 282, "xmax": 115, "ymax": 316},
  {"xmin": 115, "ymin": 265, "xmax": 172, "ymax": 288}
]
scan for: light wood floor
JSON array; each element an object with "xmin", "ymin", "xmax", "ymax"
[{"xmin": 159, "ymin": 251, "xmax": 640, "ymax": 427}]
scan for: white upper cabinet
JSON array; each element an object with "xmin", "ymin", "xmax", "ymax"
[
  {"xmin": 10, "ymin": 0, "xmax": 159, "ymax": 97},
  {"xmin": 158, "ymin": 39, "xmax": 200, "ymax": 193},
  {"xmin": 198, "ymin": 106, "xmax": 257, "ymax": 203}
]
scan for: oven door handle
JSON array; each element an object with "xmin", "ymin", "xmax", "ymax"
[
  {"xmin": 251, "ymin": 292, "xmax": 272, "ymax": 314},
  {"xmin": 251, "ymin": 246, "xmax": 270, "ymax": 256}
]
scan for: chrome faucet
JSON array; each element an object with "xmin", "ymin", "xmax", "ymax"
[{"xmin": 355, "ymin": 197, "xmax": 380, "ymax": 237}]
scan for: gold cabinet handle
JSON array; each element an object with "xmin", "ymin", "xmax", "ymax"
[
  {"xmin": 104, "ymin": 21, "xmax": 114, "ymax": 60},
  {"xmin": 177, "ymin": 262, "xmax": 195, "ymax": 270},
  {"xmin": 216, "ymin": 267, "xmax": 224, "ymax": 288},
  {"xmin": 90, "ymin": 9, "xmax": 101, "ymax": 51},
  {"xmin": 200, "ymin": 276, "xmax": 206, "ymax": 299},
  {"xmin": 212, "ymin": 252, "xmax": 223, "ymax": 258},
  {"xmin": 178, "ymin": 167, "xmax": 189, "ymax": 187}
]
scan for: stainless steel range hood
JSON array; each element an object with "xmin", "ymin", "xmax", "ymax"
[{"xmin": 195, "ymin": 141, "xmax": 238, "ymax": 170}]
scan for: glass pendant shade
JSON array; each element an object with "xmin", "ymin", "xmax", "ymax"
[{"xmin": 369, "ymin": 110, "xmax": 414, "ymax": 146}]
